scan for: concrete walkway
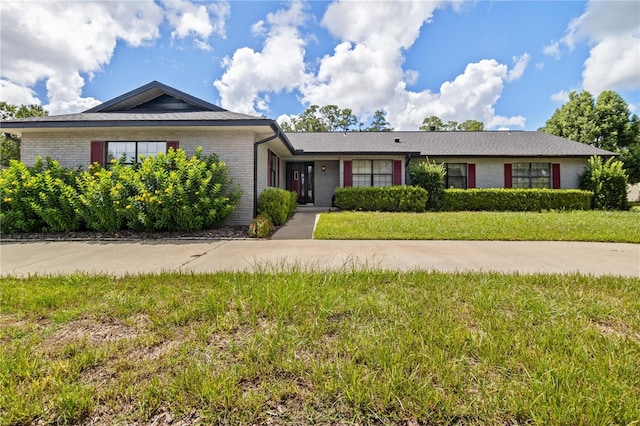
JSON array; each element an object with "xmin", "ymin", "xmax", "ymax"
[
  {"xmin": 270, "ymin": 206, "xmax": 331, "ymax": 240},
  {"xmin": 1, "ymin": 240, "xmax": 638, "ymax": 277}
]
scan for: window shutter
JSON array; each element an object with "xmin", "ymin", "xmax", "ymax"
[
  {"xmin": 504, "ymin": 164, "xmax": 512, "ymax": 188},
  {"xmin": 393, "ymin": 160, "xmax": 402, "ymax": 185},
  {"xmin": 277, "ymin": 157, "xmax": 281, "ymax": 187},
  {"xmin": 90, "ymin": 141, "xmax": 104, "ymax": 166},
  {"xmin": 552, "ymin": 163, "xmax": 561, "ymax": 189},
  {"xmin": 467, "ymin": 163, "xmax": 476, "ymax": 188},
  {"xmin": 343, "ymin": 160, "xmax": 352, "ymax": 187},
  {"xmin": 166, "ymin": 141, "xmax": 179, "ymax": 152}
]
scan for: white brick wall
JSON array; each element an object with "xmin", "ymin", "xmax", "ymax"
[{"xmin": 20, "ymin": 128, "xmax": 260, "ymax": 225}]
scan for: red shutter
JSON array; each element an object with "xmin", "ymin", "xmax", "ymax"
[
  {"xmin": 552, "ymin": 163, "xmax": 561, "ymax": 189},
  {"xmin": 343, "ymin": 160, "xmax": 352, "ymax": 187},
  {"xmin": 90, "ymin": 141, "xmax": 104, "ymax": 166},
  {"xmin": 166, "ymin": 141, "xmax": 179, "ymax": 152},
  {"xmin": 393, "ymin": 160, "xmax": 402, "ymax": 185},
  {"xmin": 277, "ymin": 157, "xmax": 281, "ymax": 187},
  {"xmin": 504, "ymin": 164, "xmax": 512, "ymax": 188},
  {"xmin": 467, "ymin": 163, "xmax": 476, "ymax": 188}
]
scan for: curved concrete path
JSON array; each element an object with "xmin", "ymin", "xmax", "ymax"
[{"xmin": 1, "ymin": 240, "xmax": 638, "ymax": 277}]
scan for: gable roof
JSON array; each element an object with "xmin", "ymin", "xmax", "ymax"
[
  {"xmin": 285, "ymin": 131, "xmax": 616, "ymax": 158},
  {"xmin": 84, "ymin": 81, "xmax": 224, "ymax": 113},
  {"xmin": 0, "ymin": 81, "xmax": 268, "ymax": 129}
]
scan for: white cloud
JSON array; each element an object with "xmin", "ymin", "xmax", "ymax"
[
  {"xmin": 163, "ymin": 0, "xmax": 230, "ymax": 50},
  {"xmin": 0, "ymin": 1, "xmax": 165, "ymax": 113},
  {"xmin": 545, "ymin": 0, "xmax": 640, "ymax": 94},
  {"xmin": 0, "ymin": 1, "xmax": 230, "ymax": 114},
  {"xmin": 213, "ymin": 1, "xmax": 310, "ymax": 115},
  {"xmin": 550, "ymin": 90, "xmax": 570, "ymax": 103},
  {"xmin": 506, "ymin": 53, "xmax": 530, "ymax": 82},
  {"xmin": 297, "ymin": 1, "xmax": 526, "ymax": 130},
  {"xmin": 0, "ymin": 80, "xmax": 41, "ymax": 106},
  {"xmin": 387, "ymin": 59, "xmax": 526, "ymax": 130}
]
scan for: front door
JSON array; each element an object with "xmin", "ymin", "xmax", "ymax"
[{"xmin": 287, "ymin": 162, "xmax": 314, "ymax": 204}]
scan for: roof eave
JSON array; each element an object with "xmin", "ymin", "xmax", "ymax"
[{"xmin": 0, "ymin": 119, "xmax": 274, "ymax": 130}]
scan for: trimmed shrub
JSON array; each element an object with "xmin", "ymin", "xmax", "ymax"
[
  {"xmin": 408, "ymin": 160, "xmax": 445, "ymax": 210},
  {"xmin": 257, "ymin": 188, "xmax": 298, "ymax": 226},
  {"xmin": 579, "ymin": 156, "xmax": 628, "ymax": 210},
  {"xmin": 442, "ymin": 188, "xmax": 593, "ymax": 211},
  {"xmin": 334, "ymin": 186, "xmax": 428, "ymax": 212},
  {"xmin": 248, "ymin": 214, "xmax": 273, "ymax": 238}
]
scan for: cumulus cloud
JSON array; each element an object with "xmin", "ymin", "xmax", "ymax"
[
  {"xmin": 550, "ymin": 90, "xmax": 570, "ymax": 103},
  {"xmin": 213, "ymin": 1, "xmax": 311, "ymax": 115},
  {"xmin": 164, "ymin": 0, "xmax": 230, "ymax": 50},
  {"xmin": 544, "ymin": 0, "xmax": 640, "ymax": 94},
  {"xmin": 0, "ymin": 1, "xmax": 230, "ymax": 114},
  {"xmin": 297, "ymin": 0, "xmax": 526, "ymax": 129},
  {"xmin": 0, "ymin": 80, "xmax": 41, "ymax": 106},
  {"xmin": 386, "ymin": 59, "xmax": 526, "ymax": 130}
]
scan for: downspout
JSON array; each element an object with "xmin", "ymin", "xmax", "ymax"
[{"xmin": 253, "ymin": 132, "xmax": 279, "ymax": 218}]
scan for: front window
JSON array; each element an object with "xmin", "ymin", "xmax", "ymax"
[
  {"xmin": 107, "ymin": 141, "xmax": 166, "ymax": 165},
  {"xmin": 445, "ymin": 163, "xmax": 467, "ymax": 189},
  {"xmin": 352, "ymin": 159, "xmax": 393, "ymax": 187},
  {"xmin": 512, "ymin": 163, "xmax": 550, "ymax": 188}
]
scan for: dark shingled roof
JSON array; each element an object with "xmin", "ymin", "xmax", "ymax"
[
  {"xmin": 0, "ymin": 81, "xmax": 268, "ymax": 129},
  {"xmin": 285, "ymin": 131, "xmax": 616, "ymax": 157}
]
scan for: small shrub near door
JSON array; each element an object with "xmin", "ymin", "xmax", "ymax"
[
  {"xmin": 248, "ymin": 214, "xmax": 273, "ymax": 238},
  {"xmin": 257, "ymin": 188, "xmax": 298, "ymax": 226},
  {"xmin": 334, "ymin": 186, "xmax": 428, "ymax": 212}
]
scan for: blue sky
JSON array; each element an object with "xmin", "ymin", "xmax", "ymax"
[{"xmin": 1, "ymin": 1, "xmax": 638, "ymax": 130}]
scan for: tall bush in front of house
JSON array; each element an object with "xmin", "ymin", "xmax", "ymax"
[
  {"xmin": 117, "ymin": 147, "xmax": 243, "ymax": 231},
  {"xmin": 408, "ymin": 160, "xmax": 446, "ymax": 210},
  {"xmin": 334, "ymin": 186, "xmax": 428, "ymax": 212},
  {"xmin": 257, "ymin": 188, "xmax": 298, "ymax": 226},
  {"xmin": 0, "ymin": 147, "xmax": 242, "ymax": 233},
  {"xmin": 579, "ymin": 156, "xmax": 628, "ymax": 210},
  {"xmin": 0, "ymin": 158, "xmax": 81, "ymax": 233}
]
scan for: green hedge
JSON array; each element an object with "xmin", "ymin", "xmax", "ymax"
[
  {"xmin": 334, "ymin": 186, "xmax": 428, "ymax": 212},
  {"xmin": 0, "ymin": 148, "xmax": 242, "ymax": 233},
  {"xmin": 442, "ymin": 188, "xmax": 593, "ymax": 211},
  {"xmin": 257, "ymin": 188, "xmax": 298, "ymax": 226}
]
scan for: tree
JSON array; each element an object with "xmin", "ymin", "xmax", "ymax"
[
  {"xmin": 544, "ymin": 90, "xmax": 640, "ymax": 182},
  {"xmin": 280, "ymin": 105, "xmax": 360, "ymax": 132},
  {"xmin": 0, "ymin": 102, "xmax": 49, "ymax": 165},
  {"xmin": 457, "ymin": 120, "xmax": 485, "ymax": 131},
  {"xmin": 420, "ymin": 116, "xmax": 444, "ymax": 131},
  {"xmin": 365, "ymin": 110, "xmax": 393, "ymax": 132},
  {"xmin": 420, "ymin": 116, "xmax": 484, "ymax": 132}
]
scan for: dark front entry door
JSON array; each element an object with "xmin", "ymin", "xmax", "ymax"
[{"xmin": 287, "ymin": 162, "xmax": 314, "ymax": 204}]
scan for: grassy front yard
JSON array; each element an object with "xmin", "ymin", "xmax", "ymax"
[
  {"xmin": 314, "ymin": 211, "xmax": 640, "ymax": 242},
  {"xmin": 1, "ymin": 272, "xmax": 639, "ymax": 424}
]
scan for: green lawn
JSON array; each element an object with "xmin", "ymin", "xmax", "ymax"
[
  {"xmin": 314, "ymin": 210, "xmax": 640, "ymax": 242},
  {"xmin": 1, "ymin": 272, "xmax": 639, "ymax": 425}
]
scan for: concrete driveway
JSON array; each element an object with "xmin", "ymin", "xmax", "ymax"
[{"xmin": 1, "ymin": 240, "xmax": 638, "ymax": 277}]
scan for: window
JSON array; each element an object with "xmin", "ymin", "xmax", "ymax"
[
  {"xmin": 352, "ymin": 159, "xmax": 393, "ymax": 187},
  {"xmin": 269, "ymin": 150, "xmax": 278, "ymax": 187},
  {"xmin": 512, "ymin": 163, "xmax": 551, "ymax": 188},
  {"xmin": 106, "ymin": 141, "xmax": 166, "ymax": 165},
  {"xmin": 445, "ymin": 163, "xmax": 467, "ymax": 189}
]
